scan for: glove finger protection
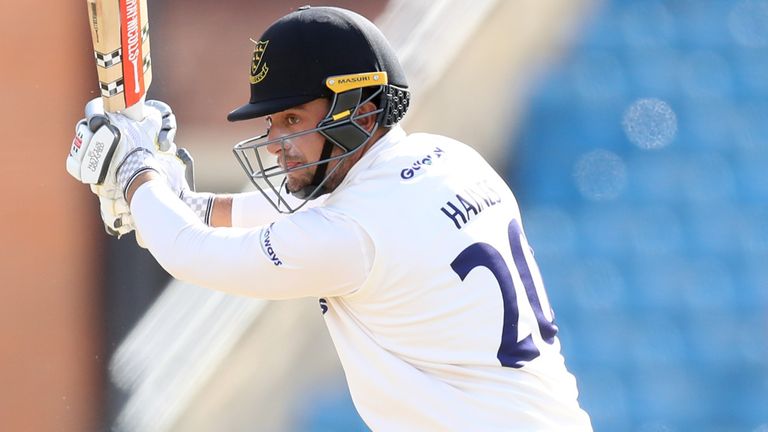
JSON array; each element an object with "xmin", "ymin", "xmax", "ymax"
[
  {"xmin": 65, "ymin": 96, "xmax": 161, "ymax": 193},
  {"xmin": 65, "ymin": 112, "xmax": 132, "ymax": 237},
  {"xmin": 175, "ymin": 147, "xmax": 196, "ymax": 192},
  {"xmin": 145, "ymin": 100, "xmax": 196, "ymax": 191},
  {"xmin": 108, "ymin": 107, "xmax": 164, "ymax": 197},
  {"xmin": 98, "ymin": 193, "xmax": 134, "ymax": 238},
  {"xmin": 66, "ymin": 117, "xmax": 120, "ymax": 185},
  {"xmin": 108, "ymin": 109, "xmax": 214, "ymax": 224},
  {"xmin": 155, "ymin": 151, "xmax": 191, "ymax": 194},
  {"xmin": 155, "ymin": 149, "xmax": 215, "ymax": 225},
  {"xmin": 145, "ymin": 99, "xmax": 177, "ymax": 153}
]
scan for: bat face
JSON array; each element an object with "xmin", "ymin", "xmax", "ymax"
[{"xmin": 87, "ymin": 0, "xmax": 152, "ymax": 114}]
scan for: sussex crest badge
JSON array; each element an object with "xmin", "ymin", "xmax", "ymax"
[{"xmin": 249, "ymin": 40, "xmax": 270, "ymax": 84}]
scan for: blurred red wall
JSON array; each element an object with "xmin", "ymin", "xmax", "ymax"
[{"xmin": 0, "ymin": 2, "xmax": 104, "ymax": 431}]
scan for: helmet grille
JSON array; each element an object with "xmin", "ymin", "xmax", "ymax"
[{"xmin": 383, "ymin": 85, "xmax": 411, "ymax": 127}]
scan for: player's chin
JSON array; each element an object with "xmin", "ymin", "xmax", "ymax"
[{"xmin": 285, "ymin": 174, "xmax": 312, "ymax": 193}]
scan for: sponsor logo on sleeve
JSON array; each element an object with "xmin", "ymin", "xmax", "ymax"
[{"xmin": 260, "ymin": 224, "xmax": 283, "ymax": 266}]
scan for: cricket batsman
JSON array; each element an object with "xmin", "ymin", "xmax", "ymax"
[{"xmin": 67, "ymin": 6, "xmax": 592, "ymax": 430}]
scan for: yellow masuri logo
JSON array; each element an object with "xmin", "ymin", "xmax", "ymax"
[{"xmin": 250, "ymin": 40, "xmax": 269, "ymax": 84}]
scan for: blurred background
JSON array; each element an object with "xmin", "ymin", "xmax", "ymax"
[{"xmin": 1, "ymin": 0, "xmax": 767, "ymax": 430}]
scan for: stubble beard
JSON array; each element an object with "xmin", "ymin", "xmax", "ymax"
[
  {"xmin": 284, "ymin": 157, "xmax": 352, "ymax": 196},
  {"xmin": 285, "ymin": 166, "xmax": 315, "ymax": 193},
  {"xmin": 282, "ymin": 139, "xmax": 361, "ymax": 196}
]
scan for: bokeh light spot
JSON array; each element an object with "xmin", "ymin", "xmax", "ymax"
[
  {"xmin": 622, "ymin": 98, "xmax": 678, "ymax": 150},
  {"xmin": 573, "ymin": 150, "xmax": 627, "ymax": 201}
]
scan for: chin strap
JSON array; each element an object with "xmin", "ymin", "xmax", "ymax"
[{"xmin": 289, "ymin": 139, "xmax": 335, "ymax": 199}]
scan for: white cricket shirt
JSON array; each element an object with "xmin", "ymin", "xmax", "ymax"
[{"xmin": 131, "ymin": 126, "xmax": 592, "ymax": 431}]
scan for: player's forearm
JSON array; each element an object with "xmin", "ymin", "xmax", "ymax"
[
  {"xmin": 129, "ymin": 179, "xmax": 264, "ymax": 296},
  {"xmin": 128, "ymin": 176, "xmax": 324, "ymax": 229},
  {"xmin": 129, "ymin": 179, "xmax": 363, "ymax": 299},
  {"xmin": 209, "ymin": 195, "xmax": 233, "ymax": 227},
  {"xmin": 127, "ymin": 171, "xmax": 233, "ymax": 227},
  {"xmin": 230, "ymin": 190, "xmax": 328, "ymax": 227},
  {"xmin": 230, "ymin": 191, "xmax": 291, "ymax": 227}
]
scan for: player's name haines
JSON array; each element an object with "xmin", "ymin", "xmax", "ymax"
[{"xmin": 440, "ymin": 179, "xmax": 502, "ymax": 230}]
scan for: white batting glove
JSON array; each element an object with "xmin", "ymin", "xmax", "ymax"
[
  {"xmin": 145, "ymin": 99, "xmax": 177, "ymax": 153},
  {"xmin": 66, "ymin": 98, "xmax": 215, "ymax": 239},
  {"xmin": 65, "ymin": 98, "xmax": 164, "ymax": 195},
  {"xmin": 109, "ymin": 110, "xmax": 165, "ymax": 196},
  {"xmin": 67, "ymin": 108, "xmax": 133, "ymax": 237},
  {"xmin": 155, "ymin": 148, "xmax": 215, "ymax": 225},
  {"xmin": 98, "ymin": 193, "xmax": 135, "ymax": 238},
  {"xmin": 66, "ymin": 98, "xmax": 163, "ymax": 240},
  {"xmin": 66, "ymin": 111, "xmax": 121, "ymax": 186},
  {"xmin": 135, "ymin": 101, "xmax": 215, "ymax": 223},
  {"xmin": 142, "ymin": 100, "xmax": 214, "ymax": 223}
]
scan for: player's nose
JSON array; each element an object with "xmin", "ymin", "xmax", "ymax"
[{"xmin": 265, "ymin": 137, "xmax": 284, "ymax": 155}]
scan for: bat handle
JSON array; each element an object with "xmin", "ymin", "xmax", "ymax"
[{"xmin": 121, "ymin": 97, "xmax": 147, "ymax": 121}]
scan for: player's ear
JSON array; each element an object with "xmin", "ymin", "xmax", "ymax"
[{"xmin": 354, "ymin": 101, "xmax": 378, "ymax": 132}]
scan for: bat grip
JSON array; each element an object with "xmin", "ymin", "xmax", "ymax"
[{"xmin": 121, "ymin": 97, "xmax": 146, "ymax": 121}]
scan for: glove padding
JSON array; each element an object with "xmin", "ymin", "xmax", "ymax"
[
  {"xmin": 67, "ymin": 98, "xmax": 207, "ymax": 239},
  {"xmin": 92, "ymin": 149, "xmax": 193, "ymax": 238},
  {"xmin": 110, "ymin": 111, "xmax": 165, "ymax": 196},
  {"xmin": 107, "ymin": 100, "xmax": 213, "ymax": 225},
  {"xmin": 66, "ymin": 98, "xmax": 163, "ymax": 194},
  {"xmin": 66, "ymin": 106, "xmax": 133, "ymax": 237},
  {"xmin": 146, "ymin": 99, "xmax": 177, "ymax": 153},
  {"xmin": 66, "ymin": 99, "xmax": 155, "ymax": 238},
  {"xmin": 66, "ymin": 98, "xmax": 164, "ymax": 239},
  {"xmin": 66, "ymin": 116, "xmax": 121, "ymax": 185},
  {"xmin": 98, "ymin": 193, "xmax": 134, "ymax": 238},
  {"xmin": 92, "ymin": 150, "xmax": 197, "ymax": 245}
]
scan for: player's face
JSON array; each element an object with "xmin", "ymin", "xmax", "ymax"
[{"xmin": 264, "ymin": 99, "xmax": 341, "ymax": 194}]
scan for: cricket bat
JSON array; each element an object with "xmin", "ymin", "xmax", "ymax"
[
  {"xmin": 86, "ymin": 0, "xmax": 151, "ymax": 120},
  {"xmin": 84, "ymin": 0, "xmax": 196, "ymax": 190}
]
